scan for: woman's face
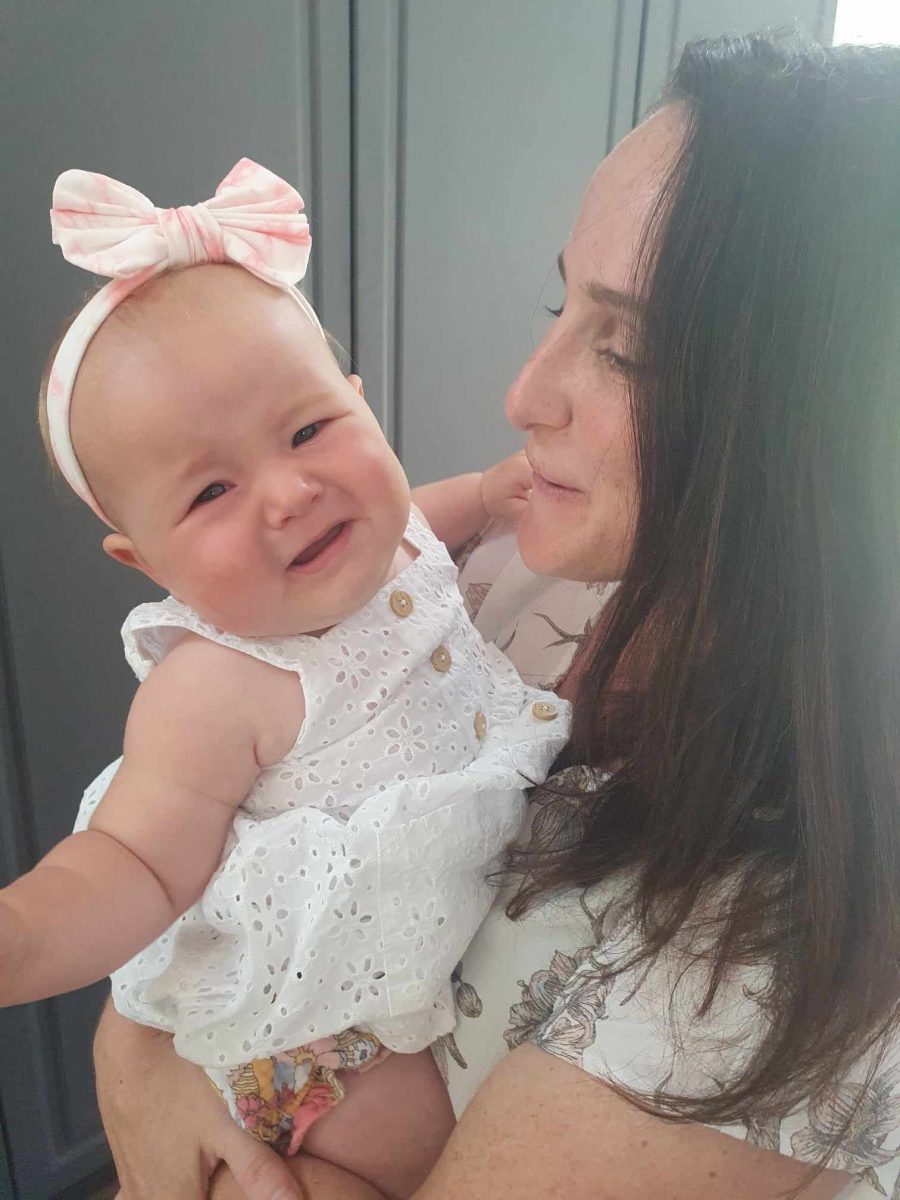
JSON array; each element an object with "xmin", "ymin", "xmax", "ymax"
[{"xmin": 507, "ymin": 104, "xmax": 684, "ymax": 582}]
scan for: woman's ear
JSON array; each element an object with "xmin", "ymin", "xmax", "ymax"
[
  {"xmin": 348, "ymin": 373, "xmax": 365, "ymax": 399},
  {"xmin": 102, "ymin": 534, "xmax": 163, "ymax": 587}
]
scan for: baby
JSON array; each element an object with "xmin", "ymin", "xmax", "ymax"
[{"xmin": 0, "ymin": 161, "xmax": 568, "ymax": 1196}]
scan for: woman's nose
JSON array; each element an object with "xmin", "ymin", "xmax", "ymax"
[
  {"xmin": 260, "ymin": 462, "xmax": 323, "ymax": 528},
  {"xmin": 505, "ymin": 334, "xmax": 572, "ymax": 432}
]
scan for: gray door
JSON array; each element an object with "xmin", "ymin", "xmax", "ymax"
[{"xmin": 1, "ymin": 2, "xmax": 834, "ymax": 1196}]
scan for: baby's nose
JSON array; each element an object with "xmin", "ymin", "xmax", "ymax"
[{"xmin": 261, "ymin": 464, "xmax": 322, "ymax": 527}]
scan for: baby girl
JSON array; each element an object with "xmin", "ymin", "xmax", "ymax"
[{"xmin": 0, "ymin": 160, "xmax": 568, "ymax": 1196}]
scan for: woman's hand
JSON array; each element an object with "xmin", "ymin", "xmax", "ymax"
[
  {"xmin": 480, "ymin": 451, "xmax": 532, "ymax": 523},
  {"xmin": 94, "ymin": 999, "xmax": 306, "ymax": 1199}
]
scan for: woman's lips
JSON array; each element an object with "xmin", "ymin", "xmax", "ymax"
[
  {"xmin": 289, "ymin": 521, "xmax": 351, "ymax": 573},
  {"xmin": 530, "ymin": 469, "xmax": 581, "ymax": 499}
]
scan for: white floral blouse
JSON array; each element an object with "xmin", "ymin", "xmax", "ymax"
[{"xmin": 438, "ymin": 521, "xmax": 900, "ymax": 1200}]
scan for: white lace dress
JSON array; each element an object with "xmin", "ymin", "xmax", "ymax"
[
  {"xmin": 441, "ymin": 521, "xmax": 900, "ymax": 1200},
  {"xmin": 73, "ymin": 514, "xmax": 569, "ymax": 1071}
]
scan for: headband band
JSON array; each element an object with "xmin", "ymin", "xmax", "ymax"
[{"xmin": 47, "ymin": 158, "xmax": 324, "ymax": 528}]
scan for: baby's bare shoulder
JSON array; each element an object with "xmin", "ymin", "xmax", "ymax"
[{"xmin": 132, "ymin": 635, "xmax": 305, "ymax": 767}]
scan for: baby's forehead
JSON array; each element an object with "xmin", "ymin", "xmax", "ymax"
[
  {"xmin": 114, "ymin": 261, "xmax": 281, "ymax": 335},
  {"xmin": 71, "ymin": 265, "xmax": 325, "ymax": 489},
  {"xmin": 81, "ymin": 265, "xmax": 318, "ymax": 395}
]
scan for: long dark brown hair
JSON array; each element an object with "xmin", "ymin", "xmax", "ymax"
[{"xmin": 510, "ymin": 33, "xmax": 900, "ymax": 1141}]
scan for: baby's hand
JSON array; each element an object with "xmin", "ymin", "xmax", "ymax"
[{"xmin": 480, "ymin": 450, "xmax": 533, "ymax": 523}]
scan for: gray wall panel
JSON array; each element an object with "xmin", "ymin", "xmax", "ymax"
[
  {"xmin": 352, "ymin": 0, "xmax": 404, "ymax": 441},
  {"xmin": 608, "ymin": 0, "xmax": 652, "ymax": 149},
  {"xmin": 396, "ymin": 0, "xmax": 629, "ymax": 485},
  {"xmin": 309, "ymin": 2, "xmax": 354, "ymax": 349}
]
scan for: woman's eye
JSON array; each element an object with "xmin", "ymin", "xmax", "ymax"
[
  {"xmin": 544, "ymin": 304, "xmax": 564, "ymax": 319},
  {"xmin": 292, "ymin": 422, "xmax": 321, "ymax": 447},
  {"xmin": 191, "ymin": 483, "xmax": 227, "ymax": 509},
  {"xmin": 595, "ymin": 347, "xmax": 639, "ymax": 378}
]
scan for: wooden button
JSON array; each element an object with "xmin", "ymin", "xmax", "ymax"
[
  {"xmin": 389, "ymin": 590, "xmax": 413, "ymax": 618},
  {"xmin": 532, "ymin": 701, "xmax": 558, "ymax": 721},
  {"xmin": 474, "ymin": 711, "xmax": 487, "ymax": 740},
  {"xmin": 430, "ymin": 645, "xmax": 452, "ymax": 673}
]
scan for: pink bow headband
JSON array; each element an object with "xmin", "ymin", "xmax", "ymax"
[{"xmin": 47, "ymin": 158, "xmax": 324, "ymax": 528}]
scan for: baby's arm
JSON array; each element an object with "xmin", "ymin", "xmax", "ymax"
[
  {"xmin": 0, "ymin": 636, "xmax": 303, "ymax": 1006},
  {"xmin": 411, "ymin": 450, "xmax": 532, "ymax": 554}
]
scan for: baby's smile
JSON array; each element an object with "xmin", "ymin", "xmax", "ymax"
[{"xmin": 288, "ymin": 521, "xmax": 353, "ymax": 573}]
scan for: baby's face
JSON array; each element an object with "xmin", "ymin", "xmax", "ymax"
[{"xmin": 71, "ymin": 265, "xmax": 410, "ymax": 637}]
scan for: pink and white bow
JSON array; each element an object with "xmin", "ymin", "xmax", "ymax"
[{"xmin": 46, "ymin": 158, "xmax": 324, "ymax": 527}]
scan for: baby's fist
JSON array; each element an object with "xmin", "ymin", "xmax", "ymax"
[{"xmin": 480, "ymin": 451, "xmax": 533, "ymax": 523}]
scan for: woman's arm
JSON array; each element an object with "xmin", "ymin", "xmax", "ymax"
[
  {"xmin": 411, "ymin": 1044, "xmax": 852, "ymax": 1200},
  {"xmin": 0, "ymin": 636, "xmax": 302, "ymax": 1005},
  {"xmin": 95, "ymin": 1030, "xmax": 853, "ymax": 1200},
  {"xmin": 411, "ymin": 451, "xmax": 531, "ymax": 555}
]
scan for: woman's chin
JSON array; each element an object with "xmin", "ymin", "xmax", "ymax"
[
  {"xmin": 517, "ymin": 506, "xmax": 628, "ymax": 584},
  {"xmin": 516, "ymin": 508, "xmax": 570, "ymax": 578}
]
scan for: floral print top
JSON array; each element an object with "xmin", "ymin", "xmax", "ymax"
[{"xmin": 439, "ymin": 521, "xmax": 900, "ymax": 1199}]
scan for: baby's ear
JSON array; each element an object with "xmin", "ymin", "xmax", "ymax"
[
  {"xmin": 348, "ymin": 373, "xmax": 365, "ymax": 399},
  {"xmin": 102, "ymin": 534, "xmax": 162, "ymax": 586}
]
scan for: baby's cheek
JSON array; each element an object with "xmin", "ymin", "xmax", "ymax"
[
  {"xmin": 184, "ymin": 530, "xmax": 258, "ymax": 616},
  {"xmin": 195, "ymin": 525, "xmax": 244, "ymax": 581},
  {"xmin": 353, "ymin": 440, "xmax": 408, "ymax": 504}
]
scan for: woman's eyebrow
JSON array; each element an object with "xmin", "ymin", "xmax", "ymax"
[{"xmin": 557, "ymin": 251, "xmax": 641, "ymax": 317}]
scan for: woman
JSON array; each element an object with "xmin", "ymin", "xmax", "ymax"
[{"xmin": 92, "ymin": 34, "xmax": 900, "ymax": 1199}]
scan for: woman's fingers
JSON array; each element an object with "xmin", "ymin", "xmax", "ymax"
[{"xmin": 210, "ymin": 1118, "xmax": 305, "ymax": 1200}]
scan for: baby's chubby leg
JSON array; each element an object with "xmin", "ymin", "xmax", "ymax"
[{"xmin": 303, "ymin": 1048, "xmax": 454, "ymax": 1200}]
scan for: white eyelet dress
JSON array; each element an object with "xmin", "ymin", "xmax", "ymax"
[{"xmin": 74, "ymin": 514, "xmax": 569, "ymax": 1085}]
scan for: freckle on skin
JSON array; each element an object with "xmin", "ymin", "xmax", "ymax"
[
  {"xmin": 640, "ymin": 1139, "xmax": 648, "ymax": 1148},
  {"xmin": 708, "ymin": 1170, "xmax": 717, "ymax": 1178}
]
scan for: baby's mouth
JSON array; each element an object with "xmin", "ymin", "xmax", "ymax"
[{"xmin": 290, "ymin": 522, "xmax": 348, "ymax": 568}]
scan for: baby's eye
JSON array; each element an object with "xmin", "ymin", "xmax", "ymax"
[
  {"xmin": 192, "ymin": 483, "xmax": 227, "ymax": 509},
  {"xmin": 292, "ymin": 422, "xmax": 321, "ymax": 447}
]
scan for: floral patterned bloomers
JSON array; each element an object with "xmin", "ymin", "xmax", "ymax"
[
  {"xmin": 208, "ymin": 1029, "xmax": 389, "ymax": 1155},
  {"xmin": 72, "ymin": 513, "xmax": 569, "ymax": 1151},
  {"xmin": 439, "ymin": 519, "xmax": 900, "ymax": 1200}
]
